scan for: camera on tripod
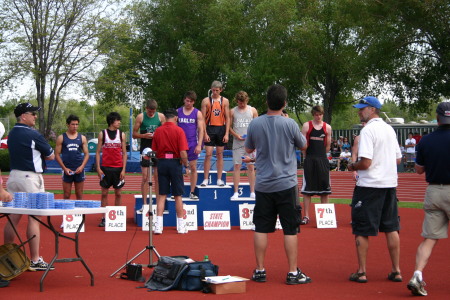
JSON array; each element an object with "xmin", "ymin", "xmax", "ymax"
[
  {"xmin": 141, "ymin": 147, "xmax": 157, "ymax": 167},
  {"xmin": 142, "ymin": 147, "xmax": 156, "ymax": 159}
]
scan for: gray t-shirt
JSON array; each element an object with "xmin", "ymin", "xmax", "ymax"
[{"xmin": 245, "ymin": 114, "xmax": 306, "ymax": 192}]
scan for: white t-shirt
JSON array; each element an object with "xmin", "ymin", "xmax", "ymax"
[
  {"xmin": 405, "ymin": 138, "xmax": 416, "ymax": 153},
  {"xmin": 357, "ymin": 118, "xmax": 402, "ymax": 188},
  {"xmin": 340, "ymin": 151, "xmax": 351, "ymax": 160}
]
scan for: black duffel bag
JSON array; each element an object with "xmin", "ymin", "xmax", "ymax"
[{"xmin": 177, "ymin": 260, "xmax": 219, "ymax": 291}]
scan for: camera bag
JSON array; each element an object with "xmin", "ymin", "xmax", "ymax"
[
  {"xmin": 177, "ymin": 260, "xmax": 219, "ymax": 291},
  {"xmin": 145, "ymin": 256, "xmax": 188, "ymax": 291}
]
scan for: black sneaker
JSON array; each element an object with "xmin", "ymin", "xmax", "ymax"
[
  {"xmin": 252, "ymin": 269, "xmax": 266, "ymax": 283},
  {"xmin": 0, "ymin": 279, "xmax": 9, "ymax": 288},
  {"xmin": 30, "ymin": 257, "xmax": 55, "ymax": 271},
  {"xmin": 98, "ymin": 218, "xmax": 105, "ymax": 227},
  {"xmin": 286, "ymin": 268, "xmax": 311, "ymax": 285}
]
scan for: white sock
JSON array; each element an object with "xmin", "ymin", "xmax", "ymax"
[
  {"xmin": 289, "ymin": 270, "xmax": 298, "ymax": 275},
  {"xmin": 157, "ymin": 216, "xmax": 163, "ymax": 227},
  {"xmin": 177, "ymin": 217, "xmax": 184, "ymax": 226},
  {"xmin": 414, "ymin": 270, "xmax": 423, "ymax": 281}
]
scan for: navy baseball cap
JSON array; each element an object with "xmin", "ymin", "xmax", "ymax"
[
  {"xmin": 436, "ymin": 102, "xmax": 450, "ymax": 125},
  {"xmin": 14, "ymin": 102, "xmax": 41, "ymax": 117},
  {"xmin": 353, "ymin": 96, "xmax": 382, "ymax": 109}
]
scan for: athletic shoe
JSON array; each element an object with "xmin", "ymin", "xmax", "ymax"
[
  {"xmin": 98, "ymin": 218, "xmax": 105, "ymax": 227},
  {"xmin": 286, "ymin": 268, "xmax": 311, "ymax": 285},
  {"xmin": 0, "ymin": 279, "xmax": 10, "ymax": 288},
  {"xmin": 231, "ymin": 192, "xmax": 239, "ymax": 200},
  {"xmin": 154, "ymin": 224, "xmax": 163, "ymax": 235},
  {"xmin": 200, "ymin": 179, "xmax": 208, "ymax": 186},
  {"xmin": 177, "ymin": 221, "xmax": 188, "ymax": 234},
  {"xmin": 217, "ymin": 179, "xmax": 225, "ymax": 186},
  {"xmin": 189, "ymin": 193, "xmax": 199, "ymax": 200},
  {"xmin": 252, "ymin": 269, "xmax": 266, "ymax": 283},
  {"xmin": 30, "ymin": 257, "xmax": 55, "ymax": 271},
  {"xmin": 407, "ymin": 274, "xmax": 427, "ymax": 296},
  {"xmin": 250, "ymin": 192, "xmax": 256, "ymax": 199}
]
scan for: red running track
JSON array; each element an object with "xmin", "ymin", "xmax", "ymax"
[{"xmin": 34, "ymin": 171, "xmax": 427, "ymax": 202}]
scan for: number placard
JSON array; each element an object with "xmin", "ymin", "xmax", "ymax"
[
  {"xmin": 142, "ymin": 204, "xmax": 158, "ymax": 231},
  {"xmin": 63, "ymin": 214, "xmax": 85, "ymax": 233},
  {"xmin": 315, "ymin": 203, "xmax": 337, "ymax": 228},
  {"xmin": 239, "ymin": 203, "xmax": 255, "ymax": 230},
  {"xmin": 182, "ymin": 204, "xmax": 198, "ymax": 231},
  {"xmin": 105, "ymin": 206, "xmax": 127, "ymax": 231}
]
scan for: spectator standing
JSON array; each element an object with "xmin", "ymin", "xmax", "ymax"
[
  {"xmin": 230, "ymin": 91, "xmax": 258, "ymax": 200},
  {"xmin": 132, "ymin": 99, "xmax": 165, "ymax": 205},
  {"xmin": 54, "ymin": 115, "xmax": 90, "ymax": 199},
  {"xmin": 200, "ymin": 80, "xmax": 230, "ymax": 186},
  {"xmin": 245, "ymin": 84, "xmax": 310, "ymax": 285},
  {"xmin": 405, "ymin": 132, "xmax": 416, "ymax": 172},
  {"xmin": 407, "ymin": 102, "xmax": 450, "ymax": 296},
  {"xmin": 300, "ymin": 105, "xmax": 332, "ymax": 225},
  {"xmin": 347, "ymin": 96, "xmax": 403, "ymax": 284},
  {"xmin": 177, "ymin": 91, "xmax": 204, "ymax": 199},
  {"xmin": 96, "ymin": 112, "xmax": 127, "ymax": 227},
  {"xmin": 3, "ymin": 103, "xmax": 55, "ymax": 271},
  {"xmin": 152, "ymin": 108, "xmax": 190, "ymax": 234}
]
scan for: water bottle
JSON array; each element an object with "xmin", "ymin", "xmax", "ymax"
[{"xmin": 203, "ymin": 255, "xmax": 209, "ymax": 262}]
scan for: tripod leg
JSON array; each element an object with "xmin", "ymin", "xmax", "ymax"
[{"xmin": 110, "ymin": 247, "xmax": 148, "ymax": 277}]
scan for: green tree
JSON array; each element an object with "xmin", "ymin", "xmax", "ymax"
[
  {"xmin": 362, "ymin": 0, "xmax": 450, "ymax": 108},
  {"xmin": 0, "ymin": 0, "xmax": 118, "ymax": 138}
]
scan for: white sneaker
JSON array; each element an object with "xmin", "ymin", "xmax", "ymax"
[
  {"xmin": 407, "ymin": 274, "xmax": 427, "ymax": 296},
  {"xmin": 217, "ymin": 179, "xmax": 225, "ymax": 186},
  {"xmin": 189, "ymin": 192, "xmax": 199, "ymax": 200},
  {"xmin": 153, "ymin": 224, "xmax": 163, "ymax": 234},
  {"xmin": 231, "ymin": 192, "xmax": 239, "ymax": 200},
  {"xmin": 200, "ymin": 179, "xmax": 208, "ymax": 186},
  {"xmin": 250, "ymin": 192, "xmax": 256, "ymax": 199},
  {"xmin": 177, "ymin": 221, "xmax": 188, "ymax": 234}
]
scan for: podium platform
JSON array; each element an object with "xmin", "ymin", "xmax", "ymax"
[{"xmin": 134, "ymin": 170, "xmax": 254, "ymax": 227}]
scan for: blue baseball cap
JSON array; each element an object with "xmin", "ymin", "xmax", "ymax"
[{"xmin": 353, "ymin": 96, "xmax": 382, "ymax": 109}]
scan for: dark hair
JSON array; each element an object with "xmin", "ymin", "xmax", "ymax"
[
  {"xmin": 266, "ymin": 84, "xmax": 287, "ymax": 111},
  {"xmin": 183, "ymin": 91, "xmax": 197, "ymax": 102},
  {"xmin": 311, "ymin": 105, "xmax": 324, "ymax": 115},
  {"xmin": 145, "ymin": 99, "xmax": 157, "ymax": 109},
  {"xmin": 107, "ymin": 112, "xmax": 121, "ymax": 126},
  {"xmin": 163, "ymin": 108, "xmax": 178, "ymax": 119},
  {"xmin": 66, "ymin": 114, "xmax": 80, "ymax": 125}
]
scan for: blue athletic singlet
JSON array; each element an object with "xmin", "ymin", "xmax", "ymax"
[{"xmin": 61, "ymin": 133, "xmax": 84, "ymax": 169}]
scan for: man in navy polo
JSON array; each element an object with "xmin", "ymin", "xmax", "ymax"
[
  {"xmin": 3, "ymin": 103, "xmax": 55, "ymax": 271},
  {"xmin": 407, "ymin": 102, "xmax": 450, "ymax": 296}
]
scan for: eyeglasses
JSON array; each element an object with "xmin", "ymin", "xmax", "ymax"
[{"xmin": 24, "ymin": 112, "xmax": 37, "ymax": 116}]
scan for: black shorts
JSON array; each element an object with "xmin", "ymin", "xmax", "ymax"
[
  {"xmin": 204, "ymin": 126, "xmax": 226, "ymax": 147},
  {"xmin": 253, "ymin": 185, "xmax": 301, "ymax": 235},
  {"xmin": 157, "ymin": 159, "xmax": 184, "ymax": 196},
  {"xmin": 62, "ymin": 170, "xmax": 85, "ymax": 183},
  {"xmin": 100, "ymin": 166, "xmax": 125, "ymax": 189},
  {"xmin": 351, "ymin": 186, "xmax": 400, "ymax": 236}
]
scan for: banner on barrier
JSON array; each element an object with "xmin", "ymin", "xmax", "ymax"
[
  {"xmin": 203, "ymin": 211, "xmax": 231, "ymax": 230},
  {"xmin": 105, "ymin": 206, "xmax": 127, "ymax": 231},
  {"xmin": 315, "ymin": 203, "xmax": 337, "ymax": 228}
]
